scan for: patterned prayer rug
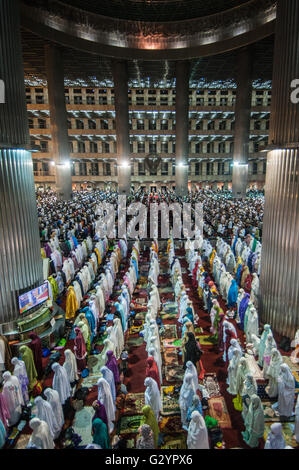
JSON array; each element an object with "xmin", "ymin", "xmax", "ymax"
[
  {"xmin": 163, "ymin": 324, "xmax": 178, "ymax": 340},
  {"xmin": 262, "ymin": 402, "xmax": 295, "ymax": 423},
  {"xmin": 118, "ymin": 414, "xmax": 143, "ymax": 434},
  {"xmin": 197, "ymin": 335, "xmax": 214, "ymax": 346},
  {"xmin": 163, "ymin": 338, "xmax": 181, "ymax": 349},
  {"xmin": 163, "ymin": 302, "xmax": 177, "ymax": 312},
  {"xmin": 164, "ymin": 365, "xmax": 185, "ymax": 383},
  {"xmin": 161, "ymin": 386, "xmax": 181, "ymax": 416},
  {"xmin": 245, "ymin": 354, "xmax": 264, "ymax": 381},
  {"xmin": 264, "ymin": 422, "xmax": 297, "ymax": 447},
  {"xmin": 82, "ymin": 369, "xmax": 103, "ymax": 388},
  {"xmin": 208, "ymin": 397, "xmax": 232, "ymax": 429},
  {"xmin": 160, "ymin": 433, "xmax": 187, "ymax": 449},
  {"xmin": 160, "ymin": 415, "xmax": 182, "ymax": 433},
  {"xmin": 159, "ymin": 287, "xmax": 174, "ymax": 294},
  {"xmin": 161, "ymin": 312, "xmax": 177, "ymax": 320},
  {"xmin": 257, "ymin": 383, "xmax": 271, "ymax": 400},
  {"xmin": 126, "ymin": 335, "xmax": 144, "ymax": 349},
  {"xmin": 123, "ymin": 393, "xmax": 145, "ymax": 415},
  {"xmin": 163, "ymin": 347, "xmax": 179, "ymax": 368},
  {"xmin": 13, "ymin": 434, "xmax": 31, "ymax": 449},
  {"xmin": 72, "ymin": 406, "xmax": 94, "ymax": 446},
  {"xmin": 203, "ymin": 373, "xmax": 221, "ymax": 398}
]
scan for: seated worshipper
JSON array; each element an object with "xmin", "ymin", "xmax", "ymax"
[
  {"xmin": 145, "ymin": 357, "xmax": 160, "ymax": 390},
  {"xmin": 11, "ymin": 357, "xmax": 29, "ymax": 404},
  {"xmin": 97, "ymin": 378, "xmax": 115, "ymax": 433},
  {"xmin": 179, "ymin": 373, "xmax": 195, "ymax": 428},
  {"xmin": 187, "ymin": 410, "xmax": 209, "ymax": 449},
  {"xmin": 92, "ymin": 400, "xmax": 109, "ymax": 428},
  {"xmin": 44, "ymin": 388, "xmax": 64, "ymax": 434},
  {"xmin": 63, "ymin": 349, "xmax": 79, "ymax": 387},
  {"xmin": 241, "ymin": 394, "xmax": 264, "ymax": 448},
  {"xmin": 227, "ymin": 349, "xmax": 243, "ymax": 395},
  {"xmin": 2, "ymin": 371, "xmax": 24, "ymax": 426},
  {"xmin": 186, "ymin": 395, "xmax": 204, "ymax": 429},
  {"xmin": 74, "ymin": 327, "xmax": 87, "ymax": 371},
  {"xmin": 91, "ymin": 418, "xmax": 111, "ymax": 449},
  {"xmin": 27, "ymin": 418, "xmax": 55, "ymax": 450},
  {"xmin": 183, "ymin": 332, "xmax": 202, "ymax": 372},
  {"xmin": 233, "ymin": 358, "xmax": 250, "ymax": 411},
  {"xmin": 241, "ymin": 374, "xmax": 258, "ymax": 421},
  {"xmin": 144, "ymin": 377, "xmax": 162, "ymax": 420},
  {"xmin": 105, "ymin": 350, "xmax": 120, "ymax": 385},
  {"xmin": 185, "ymin": 361, "xmax": 199, "ymax": 392},
  {"xmin": 100, "ymin": 366, "xmax": 116, "ymax": 403},
  {"xmin": 258, "ymin": 324, "xmax": 272, "ymax": 367},
  {"xmin": 28, "ymin": 332, "xmax": 43, "ymax": 379},
  {"xmin": 34, "ymin": 396, "xmax": 60, "ymax": 439},
  {"xmin": 19, "ymin": 345, "xmax": 38, "ymax": 391},
  {"xmin": 51, "ymin": 362, "xmax": 71, "ymax": 406},
  {"xmin": 77, "ymin": 320, "xmax": 91, "ymax": 354},
  {"xmin": 136, "ymin": 424, "xmax": 155, "ymax": 449},
  {"xmin": 276, "ymin": 364, "xmax": 296, "ymax": 419},
  {"xmin": 264, "ymin": 349, "xmax": 283, "ymax": 398},
  {"xmin": 264, "ymin": 423, "xmax": 286, "ymax": 449},
  {"xmin": 141, "ymin": 405, "xmax": 159, "ymax": 448},
  {"xmin": 262, "ymin": 333, "xmax": 277, "ymax": 377}
]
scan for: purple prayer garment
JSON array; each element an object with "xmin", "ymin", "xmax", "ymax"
[{"xmin": 105, "ymin": 350, "xmax": 120, "ymax": 384}]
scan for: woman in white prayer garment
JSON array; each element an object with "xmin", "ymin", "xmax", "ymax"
[
  {"xmin": 227, "ymin": 349, "xmax": 243, "ymax": 394},
  {"xmin": 258, "ymin": 324, "xmax": 272, "ymax": 367},
  {"xmin": 34, "ymin": 396, "xmax": 60, "ymax": 439},
  {"xmin": 227, "ymin": 339, "xmax": 243, "ymax": 363},
  {"xmin": 113, "ymin": 318, "xmax": 124, "ymax": 360},
  {"xmin": 100, "ymin": 366, "xmax": 116, "ymax": 405},
  {"xmin": 264, "ymin": 423, "xmax": 286, "ymax": 449},
  {"xmin": 241, "ymin": 374, "xmax": 258, "ymax": 421},
  {"xmin": 51, "ymin": 362, "xmax": 71, "ymax": 405},
  {"xmin": 27, "ymin": 418, "xmax": 55, "ymax": 449},
  {"xmin": 264, "ymin": 349, "xmax": 283, "ymax": 398},
  {"xmin": 187, "ymin": 410, "xmax": 209, "ymax": 449},
  {"xmin": 97, "ymin": 377, "xmax": 115, "ymax": 433},
  {"xmin": 235, "ymin": 358, "xmax": 250, "ymax": 397},
  {"xmin": 242, "ymin": 394, "xmax": 264, "ymax": 448},
  {"xmin": 185, "ymin": 361, "xmax": 199, "ymax": 392},
  {"xmin": 63, "ymin": 349, "xmax": 79, "ymax": 385},
  {"xmin": 144, "ymin": 377, "xmax": 162, "ymax": 420},
  {"xmin": 262, "ymin": 333, "xmax": 277, "ymax": 377},
  {"xmin": 276, "ymin": 364, "xmax": 296, "ymax": 418},
  {"xmin": 44, "ymin": 388, "xmax": 64, "ymax": 433},
  {"xmin": 11, "ymin": 356, "xmax": 29, "ymax": 403},
  {"xmin": 294, "ymin": 394, "xmax": 299, "ymax": 443},
  {"xmin": 148, "ymin": 347, "xmax": 162, "ymax": 384},
  {"xmin": 244, "ymin": 305, "xmax": 259, "ymax": 344},
  {"xmin": 2, "ymin": 371, "xmax": 24, "ymax": 425},
  {"xmin": 179, "ymin": 373, "xmax": 195, "ymax": 428}
]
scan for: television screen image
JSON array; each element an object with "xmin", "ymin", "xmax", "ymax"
[{"xmin": 18, "ymin": 282, "xmax": 49, "ymax": 315}]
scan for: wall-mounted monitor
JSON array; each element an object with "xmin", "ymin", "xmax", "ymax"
[{"xmin": 18, "ymin": 282, "xmax": 49, "ymax": 315}]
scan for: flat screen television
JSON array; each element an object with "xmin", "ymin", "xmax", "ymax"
[{"xmin": 18, "ymin": 282, "xmax": 49, "ymax": 315}]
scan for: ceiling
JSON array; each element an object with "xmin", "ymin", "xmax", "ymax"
[
  {"xmin": 59, "ymin": 0, "xmax": 250, "ymax": 22},
  {"xmin": 21, "ymin": 28, "xmax": 274, "ymax": 88}
]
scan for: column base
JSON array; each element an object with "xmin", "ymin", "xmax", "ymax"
[
  {"xmin": 118, "ymin": 167, "xmax": 131, "ymax": 195},
  {"xmin": 56, "ymin": 165, "xmax": 72, "ymax": 201},
  {"xmin": 175, "ymin": 166, "xmax": 189, "ymax": 197},
  {"xmin": 232, "ymin": 165, "xmax": 248, "ymax": 198}
]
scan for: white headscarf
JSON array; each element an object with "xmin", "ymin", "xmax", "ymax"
[
  {"xmin": 144, "ymin": 377, "xmax": 162, "ymax": 419},
  {"xmin": 100, "ymin": 366, "xmax": 116, "ymax": 406},
  {"xmin": 244, "ymin": 394, "xmax": 264, "ymax": 442},
  {"xmin": 63, "ymin": 349, "xmax": 79, "ymax": 383},
  {"xmin": 51, "ymin": 362, "xmax": 71, "ymax": 405},
  {"xmin": 179, "ymin": 373, "xmax": 195, "ymax": 408},
  {"xmin": 228, "ymin": 339, "xmax": 243, "ymax": 362},
  {"xmin": 187, "ymin": 410, "xmax": 209, "ymax": 449},
  {"xmin": 264, "ymin": 423, "xmax": 286, "ymax": 449},
  {"xmin": 28, "ymin": 418, "xmax": 55, "ymax": 449},
  {"xmin": 44, "ymin": 388, "xmax": 64, "ymax": 431},
  {"xmin": 11, "ymin": 357, "xmax": 29, "ymax": 403},
  {"xmin": 34, "ymin": 396, "xmax": 60, "ymax": 439},
  {"xmin": 185, "ymin": 361, "xmax": 199, "ymax": 392},
  {"xmin": 97, "ymin": 377, "xmax": 115, "ymax": 433}
]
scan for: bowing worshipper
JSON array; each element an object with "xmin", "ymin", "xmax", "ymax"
[
  {"xmin": 113, "ymin": 317, "xmax": 124, "ymax": 359},
  {"xmin": 265, "ymin": 349, "xmax": 283, "ymax": 398},
  {"xmin": 227, "ymin": 279, "xmax": 238, "ymax": 308},
  {"xmin": 0, "ymin": 419, "xmax": 6, "ymax": 450},
  {"xmin": 100, "ymin": 366, "xmax": 116, "ymax": 403},
  {"xmin": 19, "ymin": 345, "xmax": 38, "ymax": 390},
  {"xmin": 106, "ymin": 350, "xmax": 120, "ymax": 385},
  {"xmin": 2, "ymin": 371, "xmax": 24, "ymax": 426},
  {"xmin": 27, "ymin": 418, "xmax": 55, "ymax": 449},
  {"xmin": 34, "ymin": 396, "xmax": 60, "ymax": 439},
  {"xmin": 264, "ymin": 423, "xmax": 286, "ymax": 449},
  {"xmin": 77, "ymin": 320, "xmax": 91, "ymax": 354},
  {"xmin": 186, "ymin": 395, "xmax": 204, "ymax": 429},
  {"xmin": 136, "ymin": 424, "xmax": 155, "ymax": 449},
  {"xmin": 185, "ymin": 361, "xmax": 199, "ymax": 392},
  {"xmin": 92, "ymin": 418, "xmax": 111, "ymax": 449},
  {"xmin": 227, "ymin": 349, "xmax": 243, "ymax": 395},
  {"xmin": 258, "ymin": 324, "xmax": 272, "ymax": 367},
  {"xmin": 51, "ymin": 362, "xmax": 71, "ymax": 406},
  {"xmin": 238, "ymin": 293, "xmax": 250, "ymax": 331},
  {"xmin": 97, "ymin": 378, "xmax": 115, "ymax": 433},
  {"xmin": 11, "ymin": 356, "xmax": 29, "ymax": 403},
  {"xmin": 141, "ymin": 405, "xmax": 159, "ymax": 448},
  {"xmin": 233, "ymin": 358, "xmax": 250, "ymax": 410},
  {"xmin": 179, "ymin": 373, "xmax": 195, "ymax": 429},
  {"xmin": 241, "ymin": 374, "xmax": 258, "ymax": 421},
  {"xmin": 92, "ymin": 400, "xmax": 109, "ymax": 429},
  {"xmin": 183, "ymin": 332, "xmax": 202, "ymax": 371},
  {"xmin": 276, "ymin": 364, "xmax": 296, "ymax": 419},
  {"xmin": 145, "ymin": 357, "xmax": 160, "ymax": 390},
  {"xmin": 262, "ymin": 334, "xmax": 277, "ymax": 377},
  {"xmin": 294, "ymin": 395, "xmax": 299, "ymax": 443},
  {"xmin": 187, "ymin": 410, "xmax": 209, "ymax": 449},
  {"xmin": 74, "ymin": 326, "xmax": 87, "ymax": 371},
  {"xmin": 222, "ymin": 320, "xmax": 238, "ymax": 363},
  {"xmin": 63, "ymin": 349, "xmax": 79, "ymax": 387},
  {"xmin": 44, "ymin": 388, "xmax": 64, "ymax": 434},
  {"xmin": 148, "ymin": 347, "xmax": 162, "ymax": 384},
  {"xmin": 144, "ymin": 377, "xmax": 162, "ymax": 420},
  {"xmin": 241, "ymin": 394, "xmax": 264, "ymax": 448},
  {"xmin": 0, "ymin": 392, "xmax": 10, "ymax": 431}
]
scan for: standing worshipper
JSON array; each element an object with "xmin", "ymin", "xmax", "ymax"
[
  {"xmin": 28, "ymin": 332, "xmax": 44, "ymax": 379},
  {"xmin": 63, "ymin": 349, "xmax": 79, "ymax": 386},
  {"xmin": 1, "ymin": 371, "xmax": 24, "ymax": 426},
  {"xmin": 145, "ymin": 357, "xmax": 160, "ymax": 390},
  {"xmin": 11, "ymin": 357, "xmax": 29, "ymax": 403},
  {"xmin": 264, "ymin": 349, "xmax": 283, "ymax": 398},
  {"xmin": 106, "ymin": 350, "xmax": 120, "ymax": 385},
  {"xmin": 97, "ymin": 378, "xmax": 115, "ymax": 433},
  {"xmin": 27, "ymin": 418, "xmax": 55, "ymax": 449},
  {"xmin": 242, "ymin": 394, "xmax": 264, "ymax": 448},
  {"xmin": 179, "ymin": 373, "xmax": 195, "ymax": 429},
  {"xmin": 0, "ymin": 419, "xmax": 6, "ymax": 449},
  {"xmin": 92, "ymin": 400, "xmax": 108, "ymax": 429},
  {"xmin": 51, "ymin": 362, "xmax": 71, "ymax": 405},
  {"xmin": 144, "ymin": 377, "xmax": 162, "ymax": 420},
  {"xmin": 186, "ymin": 395, "xmax": 204, "ymax": 427},
  {"xmin": 136, "ymin": 424, "xmax": 155, "ymax": 449},
  {"xmin": 44, "ymin": 388, "xmax": 64, "ymax": 434},
  {"xmin": 258, "ymin": 324, "xmax": 272, "ymax": 367},
  {"xmin": 34, "ymin": 396, "xmax": 60, "ymax": 439},
  {"xmin": 276, "ymin": 364, "xmax": 296, "ymax": 419},
  {"xmin": 187, "ymin": 410, "xmax": 209, "ymax": 449},
  {"xmin": 141, "ymin": 405, "xmax": 159, "ymax": 448},
  {"xmin": 74, "ymin": 327, "xmax": 87, "ymax": 371},
  {"xmin": 19, "ymin": 345, "xmax": 38, "ymax": 391},
  {"xmin": 294, "ymin": 394, "xmax": 299, "ymax": 443},
  {"xmin": 185, "ymin": 361, "xmax": 199, "ymax": 392},
  {"xmin": 183, "ymin": 332, "xmax": 202, "ymax": 372},
  {"xmin": 91, "ymin": 418, "xmax": 111, "ymax": 449},
  {"xmin": 100, "ymin": 366, "xmax": 116, "ymax": 403}
]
